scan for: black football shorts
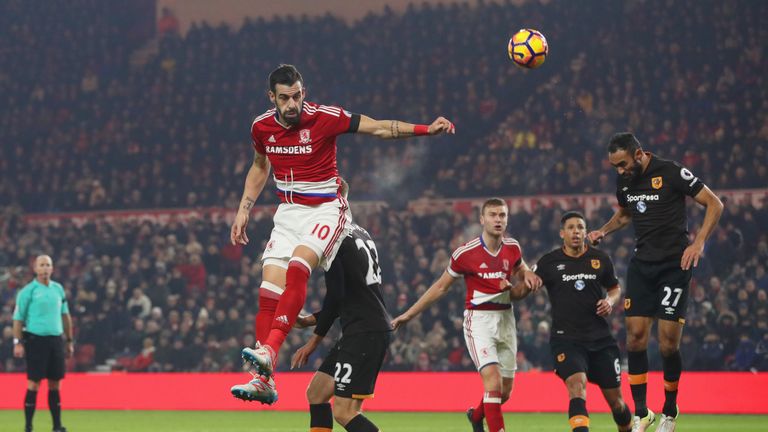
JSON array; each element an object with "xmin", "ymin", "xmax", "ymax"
[
  {"xmin": 551, "ymin": 337, "xmax": 622, "ymax": 389},
  {"xmin": 24, "ymin": 333, "xmax": 65, "ymax": 381},
  {"xmin": 318, "ymin": 331, "xmax": 390, "ymax": 399},
  {"xmin": 625, "ymin": 257, "xmax": 692, "ymax": 323}
]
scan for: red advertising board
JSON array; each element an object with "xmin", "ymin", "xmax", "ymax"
[{"xmin": 0, "ymin": 372, "xmax": 765, "ymax": 413}]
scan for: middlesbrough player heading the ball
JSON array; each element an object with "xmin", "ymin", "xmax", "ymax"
[{"xmin": 229, "ymin": 64, "xmax": 454, "ymax": 403}]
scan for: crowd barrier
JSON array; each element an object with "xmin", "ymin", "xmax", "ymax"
[{"xmin": 1, "ymin": 371, "xmax": 765, "ymax": 413}]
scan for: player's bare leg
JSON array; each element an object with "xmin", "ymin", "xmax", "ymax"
[
  {"xmin": 244, "ymin": 245, "xmax": 319, "ymax": 377},
  {"xmin": 500, "ymin": 377, "xmax": 513, "ymax": 404},
  {"xmin": 657, "ymin": 320, "xmax": 684, "ymax": 432},
  {"xmin": 334, "ymin": 397, "xmax": 379, "ymax": 432},
  {"xmin": 601, "ymin": 387, "xmax": 633, "ymax": 432},
  {"xmin": 564, "ymin": 373, "xmax": 590, "ymax": 431},
  {"xmin": 626, "ymin": 316, "xmax": 655, "ymax": 432},
  {"xmin": 306, "ymin": 372, "xmax": 335, "ymax": 432}
]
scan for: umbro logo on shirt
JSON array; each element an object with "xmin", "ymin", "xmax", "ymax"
[
  {"xmin": 479, "ymin": 263, "xmax": 489, "ymax": 269},
  {"xmin": 557, "ymin": 264, "xmax": 566, "ymax": 271},
  {"xmin": 268, "ymin": 135, "xmax": 276, "ymax": 143}
]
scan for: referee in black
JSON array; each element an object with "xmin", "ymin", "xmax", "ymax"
[
  {"xmin": 13, "ymin": 255, "xmax": 73, "ymax": 432},
  {"xmin": 588, "ymin": 133, "xmax": 723, "ymax": 432}
]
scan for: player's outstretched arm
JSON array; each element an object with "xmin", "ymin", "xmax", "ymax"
[
  {"xmin": 587, "ymin": 207, "xmax": 632, "ymax": 245},
  {"xmin": 230, "ymin": 151, "xmax": 271, "ymax": 245},
  {"xmin": 356, "ymin": 115, "xmax": 455, "ymax": 139},
  {"xmin": 391, "ymin": 271, "xmax": 456, "ymax": 330},
  {"xmin": 681, "ymin": 186, "xmax": 724, "ymax": 270}
]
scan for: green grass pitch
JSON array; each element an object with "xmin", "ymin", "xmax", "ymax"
[{"xmin": 1, "ymin": 410, "xmax": 765, "ymax": 431}]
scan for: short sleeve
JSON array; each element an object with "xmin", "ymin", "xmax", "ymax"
[
  {"xmin": 511, "ymin": 248, "xmax": 523, "ymax": 274},
  {"xmin": 319, "ymin": 105, "xmax": 354, "ymax": 136},
  {"xmin": 669, "ymin": 162, "xmax": 705, "ymax": 197},
  {"xmin": 251, "ymin": 125, "xmax": 266, "ymax": 155},
  {"xmin": 600, "ymin": 256, "xmax": 620, "ymax": 289},
  {"xmin": 616, "ymin": 178, "xmax": 628, "ymax": 208},
  {"xmin": 60, "ymin": 285, "xmax": 70, "ymax": 315},
  {"xmin": 13, "ymin": 287, "xmax": 29, "ymax": 321},
  {"xmin": 447, "ymin": 249, "xmax": 465, "ymax": 278}
]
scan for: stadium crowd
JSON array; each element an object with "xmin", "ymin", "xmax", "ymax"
[
  {"xmin": 1, "ymin": 0, "xmax": 766, "ymax": 375},
  {"xmin": 1, "ymin": 0, "xmax": 766, "ymax": 212},
  {"xmin": 1, "ymin": 196, "xmax": 766, "ymax": 374}
]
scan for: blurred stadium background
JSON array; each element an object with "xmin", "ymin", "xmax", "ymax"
[{"xmin": 1, "ymin": 0, "xmax": 767, "ymax": 430}]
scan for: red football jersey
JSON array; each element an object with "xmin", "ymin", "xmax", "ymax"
[
  {"xmin": 447, "ymin": 236, "xmax": 523, "ymax": 310},
  {"xmin": 251, "ymin": 101, "xmax": 353, "ymax": 205}
]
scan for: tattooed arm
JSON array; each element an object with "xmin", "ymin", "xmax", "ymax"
[
  {"xmin": 230, "ymin": 151, "xmax": 271, "ymax": 245},
  {"xmin": 355, "ymin": 115, "xmax": 455, "ymax": 139}
]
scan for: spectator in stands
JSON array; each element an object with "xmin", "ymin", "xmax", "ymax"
[{"xmin": 1, "ymin": 0, "xmax": 767, "ymax": 375}]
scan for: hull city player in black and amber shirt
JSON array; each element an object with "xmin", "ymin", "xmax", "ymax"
[
  {"xmin": 533, "ymin": 212, "xmax": 632, "ymax": 432},
  {"xmin": 587, "ymin": 133, "xmax": 723, "ymax": 432},
  {"xmin": 290, "ymin": 223, "xmax": 392, "ymax": 432}
]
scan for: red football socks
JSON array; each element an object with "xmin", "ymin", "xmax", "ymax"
[
  {"xmin": 483, "ymin": 391, "xmax": 505, "ymax": 432},
  {"xmin": 264, "ymin": 259, "xmax": 310, "ymax": 353},
  {"xmin": 255, "ymin": 288, "xmax": 280, "ymax": 343},
  {"xmin": 471, "ymin": 396, "xmax": 485, "ymax": 422}
]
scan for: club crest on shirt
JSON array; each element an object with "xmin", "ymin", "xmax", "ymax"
[
  {"xmin": 591, "ymin": 259, "xmax": 601, "ymax": 269},
  {"xmin": 557, "ymin": 353, "xmax": 566, "ymax": 362},
  {"xmin": 299, "ymin": 129, "xmax": 312, "ymax": 144},
  {"xmin": 502, "ymin": 259, "xmax": 510, "ymax": 271},
  {"xmin": 652, "ymin": 176, "xmax": 663, "ymax": 189},
  {"xmin": 624, "ymin": 298, "xmax": 631, "ymax": 310}
]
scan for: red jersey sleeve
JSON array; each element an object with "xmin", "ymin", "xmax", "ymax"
[
  {"xmin": 251, "ymin": 123, "xmax": 266, "ymax": 154},
  {"xmin": 447, "ymin": 248, "xmax": 466, "ymax": 278},
  {"xmin": 316, "ymin": 105, "xmax": 353, "ymax": 137}
]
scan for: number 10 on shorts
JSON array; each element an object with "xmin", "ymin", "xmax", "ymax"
[{"xmin": 312, "ymin": 224, "xmax": 331, "ymax": 240}]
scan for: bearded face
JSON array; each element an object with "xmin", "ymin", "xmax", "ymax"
[{"xmin": 270, "ymin": 82, "xmax": 304, "ymax": 127}]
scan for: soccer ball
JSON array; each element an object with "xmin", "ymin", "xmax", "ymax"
[{"xmin": 508, "ymin": 29, "xmax": 548, "ymax": 69}]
